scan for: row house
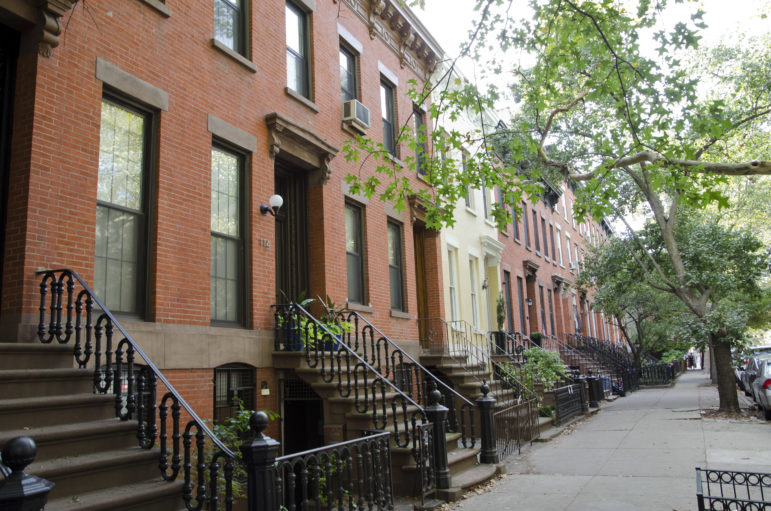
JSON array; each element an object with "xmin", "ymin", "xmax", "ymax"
[{"xmin": 0, "ymin": 0, "xmax": 443, "ymax": 453}]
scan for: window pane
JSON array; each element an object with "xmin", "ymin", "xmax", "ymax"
[
  {"xmin": 345, "ymin": 204, "xmax": 364, "ymax": 304},
  {"xmin": 388, "ymin": 222, "xmax": 404, "ymax": 311},
  {"xmin": 286, "ymin": 4, "xmax": 303, "ymax": 54},
  {"xmin": 98, "ymin": 101, "xmax": 144, "ymax": 211},
  {"xmin": 340, "ymin": 47, "xmax": 356, "ymax": 102},
  {"xmin": 211, "ymin": 236, "xmax": 240, "ymax": 322},
  {"xmin": 214, "ymin": 0, "xmax": 241, "ymax": 53},
  {"xmin": 211, "ymin": 149, "xmax": 240, "ymax": 236}
]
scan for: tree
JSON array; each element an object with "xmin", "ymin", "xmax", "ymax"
[{"xmin": 344, "ymin": 0, "xmax": 770, "ymax": 412}]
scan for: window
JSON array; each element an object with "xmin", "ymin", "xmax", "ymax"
[
  {"xmin": 339, "ymin": 45, "xmax": 357, "ymax": 102},
  {"xmin": 414, "ymin": 106, "xmax": 427, "ymax": 176},
  {"xmin": 482, "ymin": 185, "xmax": 490, "ymax": 219},
  {"xmin": 539, "ymin": 285, "xmax": 547, "ymax": 335},
  {"xmin": 555, "ymin": 227, "xmax": 564, "ymax": 266},
  {"xmin": 573, "ymin": 296, "xmax": 580, "ymax": 333},
  {"xmin": 503, "ymin": 271, "xmax": 514, "ymax": 332},
  {"xmin": 517, "ymin": 277, "xmax": 526, "ymax": 334},
  {"xmin": 211, "ymin": 147, "xmax": 244, "ymax": 324},
  {"xmin": 95, "ymin": 98, "xmax": 151, "ymax": 315},
  {"xmin": 561, "ymin": 188, "xmax": 568, "ymax": 221},
  {"xmin": 512, "ymin": 205, "xmax": 520, "ymax": 240},
  {"xmin": 345, "ymin": 202, "xmax": 366, "ymax": 304},
  {"xmin": 387, "ymin": 221, "xmax": 405, "ymax": 311},
  {"xmin": 541, "ymin": 217, "xmax": 549, "ymax": 259},
  {"xmin": 566, "ymin": 234, "xmax": 573, "ymax": 266},
  {"xmin": 549, "ymin": 224, "xmax": 556, "ymax": 265},
  {"xmin": 214, "ymin": 364, "xmax": 254, "ymax": 425},
  {"xmin": 574, "ymin": 243, "xmax": 580, "ymax": 272},
  {"xmin": 448, "ymin": 248, "xmax": 459, "ymax": 322},
  {"xmin": 522, "ymin": 201, "xmax": 530, "ymax": 247},
  {"xmin": 469, "ymin": 258, "xmax": 480, "ymax": 329},
  {"xmin": 462, "ymin": 152, "xmax": 473, "ymax": 209},
  {"xmin": 548, "ymin": 289, "xmax": 556, "ymax": 336},
  {"xmin": 380, "ymin": 80, "xmax": 396, "ymax": 156},
  {"xmin": 570, "ymin": 199, "xmax": 576, "ymax": 228},
  {"xmin": 286, "ymin": 2, "xmax": 310, "ymax": 98},
  {"xmin": 214, "ymin": 0, "xmax": 246, "ymax": 55},
  {"xmin": 532, "ymin": 208, "xmax": 541, "ymax": 253}
]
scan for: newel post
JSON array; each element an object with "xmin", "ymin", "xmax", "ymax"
[
  {"xmin": 0, "ymin": 436, "xmax": 55, "ymax": 511},
  {"xmin": 425, "ymin": 381, "xmax": 451, "ymax": 489},
  {"xmin": 241, "ymin": 411, "xmax": 280, "ymax": 511},
  {"xmin": 476, "ymin": 381, "xmax": 499, "ymax": 464}
]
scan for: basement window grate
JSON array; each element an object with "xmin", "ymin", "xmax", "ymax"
[{"xmin": 283, "ymin": 377, "xmax": 320, "ymax": 401}]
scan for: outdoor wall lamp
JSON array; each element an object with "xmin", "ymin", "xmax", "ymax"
[
  {"xmin": 260, "ymin": 194, "xmax": 284, "ymax": 216},
  {"xmin": 526, "ymin": 298, "xmax": 534, "ymax": 307}
]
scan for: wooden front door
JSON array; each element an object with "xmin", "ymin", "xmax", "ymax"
[
  {"xmin": 413, "ymin": 226, "xmax": 429, "ymax": 346},
  {"xmin": 274, "ymin": 163, "xmax": 309, "ymax": 303}
]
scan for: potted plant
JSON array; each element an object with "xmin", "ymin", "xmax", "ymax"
[
  {"xmin": 277, "ymin": 293, "xmax": 315, "ymax": 351},
  {"xmin": 491, "ymin": 294, "xmax": 508, "ymax": 353},
  {"xmin": 530, "ymin": 331, "xmax": 544, "ymax": 347},
  {"xmin": 310, "ymin": 295, "xmax": 353, "ymax": 351}
]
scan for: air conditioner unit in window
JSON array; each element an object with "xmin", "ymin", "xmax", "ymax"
[{"xmin": 342, "ymin": 99, "xmax": 370, "ymax": 132}]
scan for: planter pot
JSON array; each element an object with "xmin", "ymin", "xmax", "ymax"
[{"xmin": 492, "ymin": 331, "xmax": 507, "ymax": 353}]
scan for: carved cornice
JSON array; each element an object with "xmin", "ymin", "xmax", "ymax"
[
  {"xmin": 265, "ymin": 112, "xmax": 339, "ymax": 185},
  {"xmin": 551, "ymin": 274, "xmax": 571, "ymax": 295},
  {"xmin": 342, "ymin": 0, "xmax": 441, "ymax": 80},
  {"xmin": 38, "ymin": 0, "xmax": 78, "ymax": 57},
  {"xmin": 523, "ymin": 259, "xmax": 539, "ymax": 281}
]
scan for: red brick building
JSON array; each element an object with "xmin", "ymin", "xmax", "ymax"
[{"xmin": 0, "ymin": 0, "xmax": 443, "ymax": 446}]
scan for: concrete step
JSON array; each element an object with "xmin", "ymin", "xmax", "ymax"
[
  {"xmin": 0, "ymin": 393, "xmax": 115, "ymax": 429},
  {"xmin": 31, "ymin": 447, "xmax": 160, "ymax": 499},
  {"xmin": 46, "ymin": 479, "xmax": 186, "ymax": 511},
  {"xmin": 0, "ymin": 342, "xmax": 74, "ymax": 369},
  {"xmin": 0, "ymin": 368, "xmax": 94, "ymax": 398},
  {"xmin": 0, "ymin": 418, "xmax": 139, "ymax": 462}
]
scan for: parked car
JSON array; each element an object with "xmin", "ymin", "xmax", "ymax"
[
  {"xmin": 736, "ymin": 346, "xmax": 771, "ymax": 392},
  {"xmin": 750, "ymin": 359, "xmax": 771, "ymax": 420},
  {"xmin": 741, "ymin": 352, "xmax": 771, "ymax": 398}
]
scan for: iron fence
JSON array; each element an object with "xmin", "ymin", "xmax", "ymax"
[
  {"xmin": 274, "ymin": 431, "xmax": 394, "ymax": 511},
  {"xmin": 554, "ymin": 383, "xmax": 586, "ymax": 425},
  {"xmin": 641, "ymin": 363, "xmax": 677, "ymax": 385},
  {"xmin": 493, "ymin": 398, "xmax": 539, "ymax": 460},
  {"xmin": 696, "ymin": 467, "xmax": 771, "ymax": 511}
]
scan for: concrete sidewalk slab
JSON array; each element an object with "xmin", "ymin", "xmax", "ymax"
[{"xmin": 444, "ymin": 370, "xmax": 770, "ymax": 511}]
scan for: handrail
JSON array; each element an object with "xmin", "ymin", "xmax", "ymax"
[
  {"xmin": 345, "ymin": 311, "xmax": 474, "ymax": 409},
  {"xmin": 37, "ymin": 269, "xmax": 235, "ymax": 458},
  {"xmin": 289, "ymin": 303, "xmax": 425, "ymax": 412}
]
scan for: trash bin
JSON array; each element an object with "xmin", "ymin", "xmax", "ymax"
[{"xmin": 585, "ymin": 376, "xmax": 602, "ymax": 408}]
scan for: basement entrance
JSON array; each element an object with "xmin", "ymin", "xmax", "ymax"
[{"xmin": 281, "ymin": 376, "xmax": 323, "ymax": 454}]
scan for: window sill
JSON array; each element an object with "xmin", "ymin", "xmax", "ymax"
[
  {"xmin": 285, "ymin": 87, "xmax": 320, "ymax": 113},
  {"xmin": 211, "ymin": 39, "xmax": 258, "ymax": 73},
  {"xmin": 484, "ymin": 219, "xmax": 496, "ymax": 228},
  {"xmin": 385, "ymin": 153, "xmax": 403, "ymax": 167},
  {"xmin": 416, "ymin": 172, "xmax": 431, "ymax": 185},
  {"xmin": 390, "ymin": 310, "xmax": 411, "ymax": 320},
  {"xmin": 465, "ymin": 206, "xmax": 477, "ymax": 216},
  {"xmin": 140, "ymin": 0, "xmax": 171, "ymax": 16},
  {"xmin": 535, "ymin": 250, "xmax": 542, "ymax": 257},
  {"xmin": 346, "ymin": 302, "xmax": 373, "ymax": 314}
]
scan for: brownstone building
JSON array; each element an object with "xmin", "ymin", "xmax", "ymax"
[{"xmin": 0, "ymin": 0, "xmax": 443, "ymax": 447}]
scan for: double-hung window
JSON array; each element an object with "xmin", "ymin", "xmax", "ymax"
[
  {"xmin": 286, "ymin": 2, "xmax": 310, "ymax": 98},
  {"xmin": 380, "ymin": 80, "xmax": 396, "ymax": 156},
  {"xmin": 522, "ymin": 201, "xmax": 530, "ymax": 247},
  {"xmin": 340, "ymin": 45, "xmax": 357, "ymax": 102},
  {"xmin": 214, "ymin": 0, "xmax": 246, "ymax": 55},
  {"xmin": 210, "ymin": 147, "xmax": 244, "ymax": 324},
  {"xmin": 541, "ymin": 217, "xmax": 549, "ymax": 259},
  {"xmin": 469, "ymin": 257, "xmax": 480, "ymax": 329},
  {"xmin": 448, "ymin": 248, "xmax": 459, "ymax": 322},
  {"xmin": 95, "ymin": 98, "xmax": 151, "ymax": 316},
  {"xmin": 214, "ymin": 364, "xmax": 254, "ymax": 425},
  {"xmin": 414, "ymin": 106, "xmax": 427, "ymax": 176},
  {"xmin": 516, "ymin": 277, "xmax": 526, "ymax": 334},
  {"xmin": 512, "ymin": 205, "xmax": 520, "ymax": 240},
  {"xmin": 345, "ymin": 202, "xmax": 366, "ymax": 304},
  {"xmin": 387, "ymin": 221, "xmax": 405, "ymax": 311},
  {"xmin": 532, "ymin": 208, "xmax": 541, "ymax": 253}
]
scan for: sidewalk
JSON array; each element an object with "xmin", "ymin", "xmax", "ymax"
[{"xmin": 446, "ymin": 370, "xmax": 771, "ymax": 511}]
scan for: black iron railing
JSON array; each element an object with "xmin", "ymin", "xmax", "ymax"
[
  {"xmin": 37, "ymin": 269, "xmax": 237, "ymax": 510},
  {"xmin": 412, "ymin": 422, "xmax": 436, "ymax": 507},
  {"xmin": 273, "ymin": 303, "xmax": 429, "ymax": 451},
  {"xmin": 641, "ymin": 363, "xmax": 679, "ymax": 385},
  {"xmin": 340, "ymin": 312, "xmax": 476, "ymax": 448},
  {"xmin": 696, "ymin": 468, "xmax": 771, "ymax": 511},
  {"xmin": 493, "ymin": 397, "xmax": 538, "ymax": 460},
  {"xmin": 554, "ymin": 383, "xmax": 586, "ymax": 425},
  {"xmin": 274, "ymin": 431, "xmax": 394, "ymax": 510}
]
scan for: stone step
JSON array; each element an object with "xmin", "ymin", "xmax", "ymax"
[
  {"xmin": 46, "ymin": 479, "xmax": 186, "ymax": 511},
  {"xmin": 0, "ymin": 342, "xmax": 74, "ymax": 369},
  {"xmin": 31, "ymin": 447, "xmax": 160, "ymax": 500},
  {"xmin": 0, "ymin": 368, "xmax": 94, "ymax": 398},
  {"xmin": 0, "ymin": 393, "xmax": 115, "ymax": 429},
  {"xmin": 0, "ymin": 418, "xmax": 139, "ymax": 462}
]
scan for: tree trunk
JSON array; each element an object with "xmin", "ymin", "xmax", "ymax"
[{"xmin": 711, "ymin": 334, "xmax": 740, "ymax": 413}]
